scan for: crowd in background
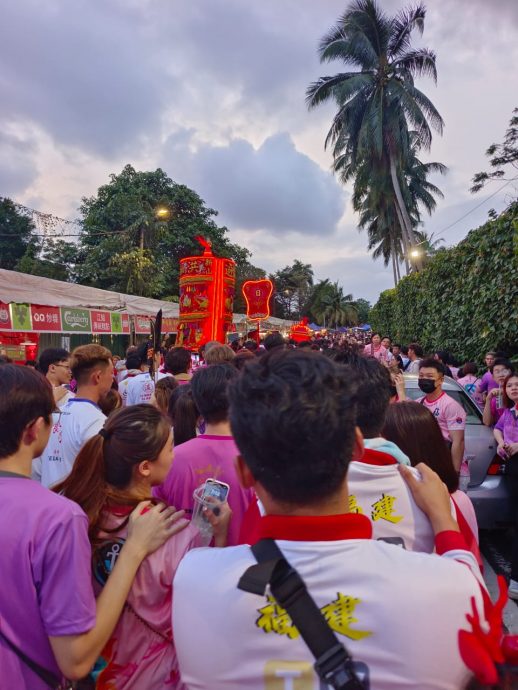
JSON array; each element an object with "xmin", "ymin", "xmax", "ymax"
[{"xmin": 1, "ymin": 331, "xmax": 518, "ymax": 690}]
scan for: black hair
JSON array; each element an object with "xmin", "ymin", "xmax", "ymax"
[
  {"xmin": 125, "ymin": 353, "xmax": 143, "ymax": 370},
  {"xmin": 0, "ymin": 365, "xmax": 54, "ymax": 459},
  {"xmin": 38, "ymin": 347, "xmax": 70, "ymax": 375},
  {"xmin": 243, "ymin": 339, "xmax": 259, "ymax": 353},
  {"xmin": 419, "ymin": 358, "xmax": 446, "ymax": 376},
  {"xmin": 491, "ymin": 358, "xmax": 515, "ymax": 375},
  {"xmin": 332, "ymin": 351, "xmax": 392, "ymax": 437},
  {"xmin": 191, "ymin": 363, "xmax": 239, "ymax": 424},
  {"xmin": 408, "ymin": 343, "xmax": 423, "ymax": 357},
  {"xmin": 228, "ymin": 349, "xmax": 358, "ymax": 506},
  {"xmin": 263, "ymin": 332, "xmax": 285, "ymax": 351},
  {"xmin": 167, "ymin": 384, "xmax": 199, "ymax": 446},
  {"xmin": 165, "ymin": 347, "xmax": 192, "ymax": 375}
]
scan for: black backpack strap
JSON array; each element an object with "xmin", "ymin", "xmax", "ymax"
[
  {"xmin": 238, "ymin": 538, "xmax": 365, "ymax": 690},
  {"xmin": 0, "ymin": 627, "xmax": 60, "ymax": 688}
]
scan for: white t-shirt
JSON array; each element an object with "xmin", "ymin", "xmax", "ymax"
[
  {"xmin": 31, "ymin": 390, "xmax": 74, "ymax": 481},
  {"xmin": 347, "ymin": 451, "xmax": 444, "ymax": 553},
  {"xmin": 406, "ymin": 359, "xmax": 421, "ymax": 375},
  {"xmin": 125, "ymin": 372, "xmax": 155, "ymax": 406},
  {"xmin": 157, "ymin": 371, "xmax": 174, "ymax": 381},
  {"xmin": 118, "ymin": 370, "xmax": 143, "ymax": 406},
  {"xmin": 173, "ymin": 514, "xmax": 485, "ymax": 690},
  {"xmin": 39, "ymin": 398, "xmax": 106, "ymax": 489}
]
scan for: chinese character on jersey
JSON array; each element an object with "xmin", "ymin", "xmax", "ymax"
[
  {"xmin": 256, "ymin": 595, "xmax": 300, "ymax": 639},
  {"xmin": 371, "ymin": 493, "xmax": 403, "ymax": 524},
  {"xmin": 348, "ymin": 494, "xmax": 364, "ymax": 515},
  {"xmin": 321, "ymin": 592, "xmax": 372, "ymax": 641}
]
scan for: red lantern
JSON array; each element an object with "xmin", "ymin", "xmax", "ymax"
[
  {"xmin": 242, "ymin": 279, "xmax": 274, "ymax": 321},
  {"xmin": 176, "ymin": 238, "xmax": 236, "ymax": 350}
]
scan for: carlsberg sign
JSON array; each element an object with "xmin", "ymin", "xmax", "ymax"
[{"xmin": 60, "ymin": 308, "xmax": 92, "ymax": 332}]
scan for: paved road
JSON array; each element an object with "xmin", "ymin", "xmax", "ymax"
[{"xmin": 480, "ymin": 528, "xmax": 518, "ymax": 633}]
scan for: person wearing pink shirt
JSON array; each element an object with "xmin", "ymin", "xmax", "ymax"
[
  {"xmin": 0, "ymin": 366, "xmax": 182, "ymax": 690},
  {"xmin": 418, "ymin": 359, "xmax": 466, "ymax": 474},
  {"xmin": 363, "ymin": 332, "xmax": 389, "ymax": 363},
  {"xmin": 457, "ymin": 362, "xmax": 482, "ymax": 403},
  {"xmin": 57, "ymin": 404, "xmax": 230, "ymax": 689},
  {"xmin": 155, "ymin": 364, "xmax": 255, "ymax": 546}
]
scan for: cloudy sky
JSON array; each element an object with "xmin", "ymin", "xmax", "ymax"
[{"xmin": 1, "ymin": 0, "xmax": 517, "ymax": 303}]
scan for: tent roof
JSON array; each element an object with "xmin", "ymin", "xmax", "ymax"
[
  {"xmin": 0, "ymin": 268, "xmax": 179, "ymax": 317},
  {"xmin": 0, "ymin": 269, "xmax": 295, "ymax": 328}
]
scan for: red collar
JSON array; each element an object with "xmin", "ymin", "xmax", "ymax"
[
  {"xmin": 358, "ymin": 448, "xmax": 397, "ymax": 466},
  {"xmin": 198, "ymin": 434, "xmax": 234, "ymax": 441},
  {"xmin": 258, "ymin": 513, "xmax": 372, "ymax": 542}
]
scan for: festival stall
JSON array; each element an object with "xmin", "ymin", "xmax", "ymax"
[{"xmin": 0, "ymin": 269, "xmax": 179, "ymax": 361}]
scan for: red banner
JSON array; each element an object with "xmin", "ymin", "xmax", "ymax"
[
  {"xmin": 31, "ymin": 304, "xmax": 62, "ymax": 332},
  {"xmin": 134, "ymin": 315, "xmax": 151, "ymax": 335},
  {"xmin": 0, "ymin": 302, "xmax": 12, "ymax": 330},
  {"xmin": 121, "ymin": 313, "xmax": 131, "ymax": 333},
  {"xmin": 242, "ymin": 279, "xmax": 274, "ymax": 321},
  {"xmin": 91, "ymin": 310, "xmax": 113, "ymax": 334},
  {"xmin": 162, "ymin": 317, "xmax": 178, "ymax": 333}
]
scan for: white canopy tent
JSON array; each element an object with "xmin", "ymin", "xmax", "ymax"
[
  {"xmin": 0, "ymin": 269, "xmax": 294, "ymax": 330},
  {"xmin": 0, "ymin": 268, "xmax": 180, "ymax": 317}
]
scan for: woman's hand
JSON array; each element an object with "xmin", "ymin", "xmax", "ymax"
[
  {"xmin": 505, "ymin": 443, "xmax": 518, "ymax": 457},
  {"xmin": 204, "ymin": 498, "xmax": 232, "ymax": 547},
  {"xmin": 394, "ymin": 372, "xmax": 406, "ymax": 400},
  {"xmin": 497, "ymin": 442, "xmax": 509, "ymax": 459},
  {"xmin": 126, "ymin": 502, "xmax": 187, "ymax": 559}
]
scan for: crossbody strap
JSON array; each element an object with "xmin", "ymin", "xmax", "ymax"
[
  {"xmin": 238, "ymin": 538, "xmax": 366, "ymax": 690},
  {"xmin": 0, "ymin": 627, "xmax": 60, "ymax": 689}
]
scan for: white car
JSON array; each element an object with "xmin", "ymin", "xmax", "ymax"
[{"xmin": 403, "ymin": 375, "xmax": 510, "ymax": 529}]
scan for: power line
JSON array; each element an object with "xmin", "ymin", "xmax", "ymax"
[{"xmin": 435, "ymin": 177, "xmax": 517, "ymax": 236}]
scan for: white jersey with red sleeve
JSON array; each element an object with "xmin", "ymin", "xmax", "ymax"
[
  {"xmin": 173, "ymin": 514, "xmax": 487, "ymax": 690},
  {"xmin": 419, "ymin": 392, "xmax": 466, "ymax": 442}
]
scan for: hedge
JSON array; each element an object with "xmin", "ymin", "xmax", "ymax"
[{"xmin": 369, "ymin": 202, "xmax": 518, "ymax": 361}]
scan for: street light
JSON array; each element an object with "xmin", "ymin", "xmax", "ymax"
[
  {"xmin": 155, "ymin": 207, "xmax": 170, "ymax": 219},
  {"xmin": 410, "ymin": 248, "xmax": 421, "ymax": 258}
]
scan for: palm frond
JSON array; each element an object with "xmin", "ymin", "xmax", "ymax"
[
  {"xmin": 395, "ymin": 48, "xmax": 437, "ymax": 83},
  {"xmin": 388, "ymin": 3, "xmax": 426, "ymax": 58}
]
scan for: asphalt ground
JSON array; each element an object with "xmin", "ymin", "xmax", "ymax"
[{"xmin": 480, "ymin": 528, "xmax": 518, "ymax": 633}]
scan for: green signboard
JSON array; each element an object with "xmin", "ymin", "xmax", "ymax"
[
  {"xmin": 60, "ymin": 307, "xmax": 92, "ymax": 333},
  {"xmin": 11, "ymin": 303, "xmax": 32, "ymax": 331},
  {"xmin": 110, "ymin": 312, "xmax": 123, "ymax": 333}
]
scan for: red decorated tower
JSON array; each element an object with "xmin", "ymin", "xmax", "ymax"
[{"xmin": 176, "ymin": 237, "xmax": 236, "ymax": 350}]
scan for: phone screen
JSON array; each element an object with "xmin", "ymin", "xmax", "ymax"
[{"xmin": 203, "ymin": 479, "xmax": 230, "ymax": 503}]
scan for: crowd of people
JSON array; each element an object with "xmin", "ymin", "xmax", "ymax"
[{"xmin": 1, "ymin": 332, "xmax": 517, "ymax": 690}]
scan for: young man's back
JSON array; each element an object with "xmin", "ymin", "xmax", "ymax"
[
  {"xmin": 173, "ymin": 514, "xmax": 483, "ymax": 690},
  {"xmin": 0, "ymin": 474, "xmax": 95, "ymax": 689}
]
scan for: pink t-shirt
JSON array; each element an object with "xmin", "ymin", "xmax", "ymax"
[
  {"xmin": 154, "ymin": 435, "xmax": 255, "ymax": 546},
  {"xmin": 0, "ymin": 473, "xmax": 96, "ymax": 690},
  {"xmin": 363, "ymin": 343, "xmax": 389, "ymax": 363},
  {"xmin": 94, "ymin": 509, "xmax": 202, "ymax": 689},
  {"xmin": 419, "ymin": 392, "xmax": 466, "ymax": 442}
]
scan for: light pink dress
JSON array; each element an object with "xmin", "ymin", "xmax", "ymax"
[{"xmin": 94, "ymin": 507, "xmax": 203, "ymax": 689}]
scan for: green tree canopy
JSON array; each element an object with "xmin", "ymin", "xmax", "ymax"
[
  {"xmin": 0, "ymin": 198, "xmax": 36, "ymax": 271},
  {"xmin": 270, "ymin": 260, "xmax": 314, "ymax": 319},
  {"xmin": 471, "ymin": 107, "xmax": 518, "ymax": 193},
  {"xmin": 76, "ymin": 165, "xmax": 257, "ymax": 298}
]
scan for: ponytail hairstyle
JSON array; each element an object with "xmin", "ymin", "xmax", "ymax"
[
  {"xmin": 167, "ymin": 383, "xmax": 200, "ymax": 446},
  {"xmin": 55, "ymin": 404, "xmax": 171, "ymax": 542}
]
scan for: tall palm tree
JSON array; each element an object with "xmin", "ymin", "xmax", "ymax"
[
  {"xmin": 310, "ymin": 280, "xmax": 358, "ymax": 328},
  {"xmin": 306, "ymin": 0, "xmax": 444, "ymax": 258},
  {"xmin": 352, "ymin": 137, "xmax": 445, "ymax": 280}
]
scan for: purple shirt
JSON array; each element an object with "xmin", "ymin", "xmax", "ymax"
[
  {"xmin": 479, "ymin": 371, "xmax": 499, "ymax": 395},
  {"xmin": 495, "ymin": 407, "xmax": 518, "ymax": 445},
  {"xmin": 154, "ymin": 435, "xmax": 254, "ymax": 546},
  {"xmin": 0, "ymin": 473, "xmax": 96, "ymax": 689}
]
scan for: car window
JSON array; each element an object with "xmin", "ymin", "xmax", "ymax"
[{"xmin": 405, "ymin": 388, "xmax": 482, "ymax": 425}]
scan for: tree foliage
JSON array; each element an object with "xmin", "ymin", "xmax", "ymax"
[
  {"xmin": 0, "ymin": 198, "xmax": 36, "ymax": 271},
  {"xmin": 270, "ymin": 260, "xmax": 314, "ymax": 319},
  {"xmin": 471, "ymin": 107, "xmax": 518, "ymax": 193},
  {"xmin": 75, "ymin": 165, "xmax": 257, "ymax": 298},
  {"xmin": 369, "ymin": 203, "xmax": 518, "ymax": 359},
  {"xmin": 307, "ymin": 0, "xmax": 445, "ymax": 277},
  {"xmin": 305, "ymin": 279, "xmax": 358, "ymax": 327}
]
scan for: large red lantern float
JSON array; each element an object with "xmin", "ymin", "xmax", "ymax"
[
  {"xmin": 176, "ymin": 237, "xmax": 236, "ymax": 350},
  {"xmin": 289, "ymin": 316, "xmax": 313, "ymax": 343}
]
